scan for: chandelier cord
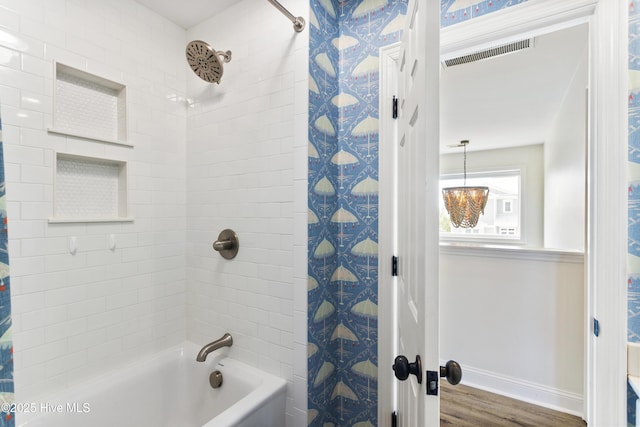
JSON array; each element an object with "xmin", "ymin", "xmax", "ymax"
[{"xmin": 463, "ymin": 142, "xmax": 467, "ymax": 185}]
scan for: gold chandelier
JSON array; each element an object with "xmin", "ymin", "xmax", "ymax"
[{"xmin": 442, "ymin": 140, "xmax": 489, "ymax": 228}]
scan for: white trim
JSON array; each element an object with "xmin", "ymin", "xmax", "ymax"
[
  {"xmin": 378, "ymin": 42, "xmax": 401, "ymax": 427},
  {"xmin": 47, "ymin": 217, "xmax": 134, "ymax": 223},
  {"xmin": 439, "ymin": 244, "xmax": 584, "ymax": 264},
  {"xmin": 586, "ymin": 1, "xmax": 628, "ymax": 425},
  {"xmin": 441, "ymin": 0, "xmax": 597, "ymax": 59},
  {"xmin": 457, "ymin": 364, "xmax": 584, "ymax": 417},
  {"xmin": 47, "ymin": 128, "xmax": 132, "ymax": 147}
]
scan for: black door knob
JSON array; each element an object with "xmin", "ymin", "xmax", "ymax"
[
  {"xmin": 440, "ymin": 360, "xmax": 462, "ymax": 385},
  {"xmin": 393, "ymin": 354, "xmax": 422, "ymax": 384}
]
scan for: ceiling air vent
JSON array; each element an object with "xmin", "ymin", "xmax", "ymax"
[{"xmin": 442, "ymin": 38, "xmax": 533, "ymax": 68}]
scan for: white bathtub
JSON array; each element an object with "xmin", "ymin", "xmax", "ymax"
[{"xmin": 16, "ymin": 342, "xmax": 286, "ymax": 427}]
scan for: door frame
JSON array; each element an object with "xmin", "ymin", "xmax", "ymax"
[
  {"xmin": 378, "ymin": 0, "xmax": 628, "ymax": 425},
  {"xmin": 379, "ymin": 42, "xmax": 401, "ymax": 426}
]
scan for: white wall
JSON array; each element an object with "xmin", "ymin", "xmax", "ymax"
[
  {"xmin": 184, "ymin": 1, "xmax": 308, "ymax": 425},
  {"xmin": 544, "ymin": 49, "xmax": 587, "ymax": 251},
  {"xmin": 440, "ymin": 246, "xmax": 584, "ymax": 414},
  {"xmin": 1, "ymin": 0, "xmax": 189, "ymax": 406},
  {"xmin": 440, "ymin": 144, "xmax": 544, "ymax": 248}
]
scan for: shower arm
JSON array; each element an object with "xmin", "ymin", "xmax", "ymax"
[{"xmin": 267, "ymin": 0, "xmax": 305, "ymax": 33}]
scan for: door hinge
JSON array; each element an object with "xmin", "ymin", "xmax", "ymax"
[
  {"xmin": 392, "ymin": 96, "xmax": 398, "ymax": 119},
  {"xmin": 426, "ymin": 370, "xmax": 439, "ymax": 396},
  {"xmin": 593, "ymin": 317, "xmax": 600, "ymax": 337},
  {"xmin": 391, "ymin": 411, "xmax": 398, "ymax": 427},
  {"xmin": 392, "ymin": 256, "xmax": 398, "ymax": 276}
]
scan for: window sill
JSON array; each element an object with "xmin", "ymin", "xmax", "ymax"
[{"xmin": 439, "ymin": 242, "xmax": 584, "ymax": 263}]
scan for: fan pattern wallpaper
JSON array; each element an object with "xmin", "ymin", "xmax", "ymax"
[
  {"xmin": 307, "ymin": 0, "xmax": 525, "ymax": 425},
  {"xmin": 0, "ymin": 114, "xmax": 14, "ymax": 427},
  {"xmin": 307, "ymin": 1, "xmax": 407, "ymax": 424},
  {"xmin": 440, "ymin": 0, "xmax": 528, "ymax": 27}
]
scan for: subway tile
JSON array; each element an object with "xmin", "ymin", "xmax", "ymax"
[
  {"xmin": 0, "ymin": 44, "xmax": 19, "ymax": 69},
  {"xmin": 20, "ymin": 236, "xmax": 65, "ymax": 256},
  {"xmin": 20, "ymin": 163, "xmax": 50, "ymax": 184},
  {"xmin": 10, "ymin": 253, "xmax": 45, "ymax": 276},
  {"xmin": 4, "ymin": 142, "xmax": 44, "ymax": 165},
  {"xmin": 0, "ymin": 5, "xmax": 19, "ymax": 32},
  {"xmin": 44, "ymin": 318, "xmax": 86, "ymax": 342},
  {"xmin": 22, "ymin": 18, "xmax": 65, "ymax": 50},
  {"xmin": 44, "ymin": 284, "xmax": 87, "ymax": 308},
  {"xmin": 11, "ymin": 326, "xmax": 43, "ymax": 351},
  {"xmin": 19, "ymin": 339, "xmax": 67, "ymax": 368},
  {"xmin": 20, "ymin": 53, "xmax": 49, "ymax": 80},
  {"xmin": 0, "ymin": 26, "xmax": 44, "ymax": 58},
  {"xmin": 43, "ymin": 252, "xmax": 86, "ymax": 273},
  {"xmin": 67, "ymin": 297, "xmax": 105, "ymax": 320},
  {"xmin": 20, "ymin": 305, "xmax": 66, "ymax": 330},
  {"xmin": 18, "ymin": 270, "xmax": 66, "ymax": 293},
  {"xmin": 45, "ymin": 350, "xmax": 87, "ymax": 378},
  {"xmin": 67, "ymin": 327, "xmax": 108, "ymax": 353},
  {"xmin": 13, "ymin": 362, "xmax": 45, "ymax": 392},
  {"xmin": 20, "ymin": 93, "xmax": 48, "ymax": 119}
]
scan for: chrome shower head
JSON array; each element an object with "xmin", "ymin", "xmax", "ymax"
[{"xmin": 185, "ymin": 40, "xmax": 232, "ymax": 84}]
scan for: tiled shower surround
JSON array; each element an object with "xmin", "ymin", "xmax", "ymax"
[{"xmin": 1, "ymin": 4, "xmax": 189, "ymax": 427}]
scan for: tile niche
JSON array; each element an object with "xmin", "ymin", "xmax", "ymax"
[
  {"xmin": 51, "ymin": 153, "xmax": 131, "ymax": 223},
  {"xmin": 48, "ymin": 62, "xmax": 132, "ymax": 223},
  {"xmin": 49, "ymin": 62, "xmax": 129, "ymax": 145}
]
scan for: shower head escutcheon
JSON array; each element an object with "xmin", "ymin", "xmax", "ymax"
[{"xmin": 185, "ymin": 40, "xmax": 232, "ymax": 84}]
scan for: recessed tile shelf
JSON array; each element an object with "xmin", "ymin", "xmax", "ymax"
[
  {"xmin": 48, "ymin": 62, "xmax": 130, "ymax": 146},
  {"xmin": 50, "ymin": 153, "xmax": 133, "ymax": 223}
]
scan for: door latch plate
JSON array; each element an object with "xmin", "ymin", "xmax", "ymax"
[{"xmin": 426, "ymin": 370, "xmax": 438, "ymax": 396}]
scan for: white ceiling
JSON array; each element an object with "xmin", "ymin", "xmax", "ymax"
[
  {"xmin": 440, "ymin": 24, "xmax": 588, "ymax": 153},
  {"xmin": 133, "ymin": 0, "xmax": 236, "ymax": 29},
  {"xmin": 132, "ymin": 2, "xmax": 589, "ymax": 154}
]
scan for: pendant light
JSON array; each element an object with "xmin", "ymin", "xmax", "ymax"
[{"xmin": 442, "ymin": 140, "xmax": 489, "ymax": 228}]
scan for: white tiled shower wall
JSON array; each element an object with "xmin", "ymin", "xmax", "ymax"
[
  {"xmin": 1, "ymin": 0, "xmax": 189, "ymax": 402},
  {"xmin": 185, "ymin": 1, "xmax": 308, "ymax": 425},
  {"xmin": 1, "ymin": 0, "xmax": 307, "ymax": 425}
]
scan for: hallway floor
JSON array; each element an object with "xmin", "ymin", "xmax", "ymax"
[{"xmin": 441, "ymin": 382, "xmax": 586, "ymax": 427}]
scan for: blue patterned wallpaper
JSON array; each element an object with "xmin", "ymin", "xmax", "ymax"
[
  {"xmin": 0, "ymin": 114, "xmax": 14, "ymax": 427},
  {"xmin": 308, "ymin": 0, "xmax": 407, "ymax": 425},
  {"xmin": 441, "ymin": 0, "xmax": 528, "ymax": 27}
]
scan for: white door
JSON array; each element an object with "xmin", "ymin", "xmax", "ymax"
[{"xmin": 391, "ymin": 0, "xmax": 441, "ymax": 425}]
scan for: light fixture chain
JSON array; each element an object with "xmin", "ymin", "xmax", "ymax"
[{"xmin": 463, "ymin": 141, "xmax": 467, "ymax": 185}]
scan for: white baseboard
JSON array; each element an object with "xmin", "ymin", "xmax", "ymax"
[{"xmin": 453, "ymin": 364, "xmax": 584, "ymax": 417}]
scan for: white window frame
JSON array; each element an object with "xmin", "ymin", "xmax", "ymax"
[{"xmin": 439, "ymin": 169, "xmax": 523, "ymax": 244}]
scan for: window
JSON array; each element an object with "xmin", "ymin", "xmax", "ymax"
[{"xmin": 439, "ymin": 170, "xmax": 521, "ymax": 241}]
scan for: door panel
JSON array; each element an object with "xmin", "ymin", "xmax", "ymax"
[{"xmin": 393, "ymin": 0, "xmax": 440, "ymax": 425}]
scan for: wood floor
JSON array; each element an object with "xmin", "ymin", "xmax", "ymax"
[{"xmin": 440, "ymin": 382, "xmax": 587, "ymax": 427}]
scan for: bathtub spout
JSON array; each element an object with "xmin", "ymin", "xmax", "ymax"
[{"xmin": 196, "ymin": 333, "xmax": 233, "ymax": 362}]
